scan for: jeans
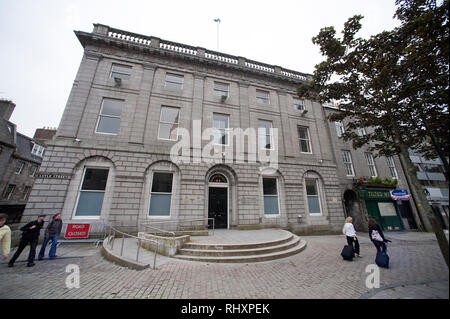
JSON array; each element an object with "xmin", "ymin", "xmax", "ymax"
[
  {"xmin": 373, "ymin": 241, "xmax": 387, "ymax": 254},
  {"xmin": 9, "ymin": 237, "xmax": 38, "ymax": 265},
  {"xmin": 38, "ymin": 235, "xmax": 58, "ymax": 259},
  {"xmin": 346, "ymin": 236, "xmax": 360, "ymax": 255}
]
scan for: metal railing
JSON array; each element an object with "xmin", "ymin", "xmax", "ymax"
[
  {"xmin": 139, "ymin": 217, "xmax": 215, "ymax": 236},
  {"xmin": 105, "ymin": 224, "xmax": 159, "ymax": 269}
]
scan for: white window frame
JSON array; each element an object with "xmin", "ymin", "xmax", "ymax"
[
  {"xmin": 256, "ymin": 89, "xmax": 270, "ymax": 104},
  {"xmin": 293, "ymin": 97, "xmax": 305, "ymax": 111},
  {"xmin": 73, "ymin": 167, "xmax": 109, "ymax": 220},
  {"xmin": 365, "ymin": 152, "xmax": 378, "ymax": 177},
  {"xmin": 213, "ymin": 81, "xmax": 229, "ymax": 98},
  {"xmin": 3, "ymin": 184, "xmax": 15, "ymax": 200},
  {"xmin": 164, "ymin": 73, "xmax": 184, "ymax": 90},
  {"xmin": 212, "ymin": 113, "xmax": 230, "ymax": 146},
  {"xmin": 95, "ymin": 98, "xmax": 123, "ymax": 135},
  {"xmin": 110, "ymin": 63, "xmax": 132, "ymax": 81},
  {"xmin": 335, "ymin": 121, "xmax": 345, "ymax": 137},
  {"xmin": 31, "ymin": 143, "xmax": 45, "ymax": 157},
  {"xmin": 342, "ymin": 150, "xmax": 355, "ymax": 177},
  {"xmin": 262, "ymin": 177, "xmax": 280, "ymax": 217},
  {"xmin": 148, "ymin": 171, "xmax": 174, "ymax": 218},
  {"xmin": 357, "ymin": 127, "xmax": 367, "ymax": 136},
  {"xmin": 298, "ymin": 126, "xmax": 312, "ymax": 154},
  {"xmin": 305, "ymin": 178, "xmax": 322, "ymax": 216},
  {"xmin": 386, "ymin": 156, "xmax": 398, "ymax": 179},
  {"xmin": 29, "ymin": 165, "xmax": 37, "ymax": 177},
  {"xmin": 258, "ymin": 120, "xmax": 274, "ymax": 150},
  {"xmin": 158, "ymin": 106, "xmax": 180, "ymax": 141},
  {"xmin": 22, "ymin": 186, "xmax": 31, "ymax": 200},
  {"xmin": 15, "ymin": 161, "xmax": 24, "ymax": 174}
]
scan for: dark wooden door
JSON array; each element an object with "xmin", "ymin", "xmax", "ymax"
[{"xmin": 208, "ymin": 187, "xmax": 228, "ymax": 229}]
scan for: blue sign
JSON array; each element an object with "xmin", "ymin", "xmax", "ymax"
[{"xmin": 390, "ymin": 189, "xmax": 411, "ymax": 200}]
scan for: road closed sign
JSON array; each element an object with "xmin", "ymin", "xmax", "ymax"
[{"xmin": 65, "ymin": 224, "xmax": 90, "ymax": 238}]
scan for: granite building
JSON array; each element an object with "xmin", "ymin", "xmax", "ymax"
[{"xmin": 20, "ymin": 24, "xmax": 417, "ymax": 235}]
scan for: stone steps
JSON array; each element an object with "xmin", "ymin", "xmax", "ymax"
[{"xmin": 174, "ymin": 233, "xmax": 307, "ymax": 263}]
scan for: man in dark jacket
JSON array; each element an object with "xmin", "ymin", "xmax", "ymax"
[
  {"xmin": 38, "ymin": 213, "xmax": 63, "ymax": 260},
  {"xmin": 8, "ymin": 214, "xmax": 46, "ymax": 267}
]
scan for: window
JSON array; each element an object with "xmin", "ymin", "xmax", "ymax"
[
  {"xmin": 357, "ymin": 127, "xmax": 366, "ymax": 136},
  {"xmin": 3, "ymin": 184, "xmax": 15, "ymax": 200},
  {"xmin": 342, "ymin": 151, "xmax": 355, "ymax": 176},
  {"xmin": 29, "ymin": 165, "xmax": 38, "ymax": 177},
  {"xmin": 258, "ymin": 120, "xmax": 273, "ymax": 150},
  {"xmin": 149, "ymin": 172, "xmax": 173, "ymax": 216},
  {"xmin": 31, "ymin": 143, "xmax": 45, "ymax": 157},
  {"xmin": 165, "ymin": 73, "xmax": 184, "ymax": 90},
  {"xmin": 305, "ymin": 179, "xmax": 321, "ymax": 215},
  {"xmin": 110, "ymin": 64, "xmax": 132, "ymax": 81},
  {"xmin": 15, "ymin": 161, "xmax": 24, "ymax": 174},
  {"xmin": 212, "ymin": 114, "xmax": 229, "ymax": 145},
  {"xmin": 263, "ymin": 178, "xmax": 279, "ymax": 215},
  {"xmin": 386, "ymin": 156, "xmax": 398, "ymax": 179},
  {"xmin": 75, "ymin": 168, "xmax": 109, "ymax": 217},
  {"xmin": 214, "ymin": 81, "xmax": 229, "ymax": 98},
  {"xmin": 335, "ymin": 121, "xmax": 345, "ymax": 137},
  {"xmin": 256, "ymin": 89, "xmax": 270, "ymax": 104},
  {"xmin": 158, "ymin": 106, "xmax": 180, "ymax": 140},
  {"xmin": 298, "ymin": 126, "xmax": 312, "ymax": 153},
  {"xmin": 293, "ymin": 98, "xmax": 305, "ymax": 111},
  {"xmin": 95, "ymin": 98, "xmax": 123, "ymax": 134},
  {"xmin": 365, "ymin": 153, "xmax": 378, "ymax": 177},
  {"xmin": 22, "ymin": 186, "xmax": 31, "ymax": 200}
]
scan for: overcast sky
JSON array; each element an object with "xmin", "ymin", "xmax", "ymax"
[{"xmin": 0, "ymin": 0, "xmax": 400, "ymax": 138}]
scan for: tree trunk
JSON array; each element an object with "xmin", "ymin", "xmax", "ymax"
[{"xmin": 398, "ymin": 145, "xmax": 449, "ymax": 268}]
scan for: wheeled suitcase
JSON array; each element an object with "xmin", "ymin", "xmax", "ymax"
[
  {"xmin": 341, "ymin": 245, "xmax": 355, "ymax": 261},
  {"xmin": 375, "ymin": 251, "xmax": 389, "ymax": 268}
]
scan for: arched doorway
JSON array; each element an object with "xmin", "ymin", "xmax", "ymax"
[
  {"xmin": 344, "ymin": 190, "xmax": 365, "ymax": 231},
  {"xmin": 208, "ymin": 173, "xmax": 229, "ymax": 229}
]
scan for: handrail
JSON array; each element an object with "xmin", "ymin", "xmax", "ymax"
[
  {"xmin": 140, "ymin": 217, "xmax": 215, "ymax": 236},
  {"xmin": 105, "ymin": 224, "xmax": 159, "ymax": 269}
]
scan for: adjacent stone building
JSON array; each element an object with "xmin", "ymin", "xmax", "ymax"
[{"xmin": 20, "ymin": 24, "xmax": 418, "ymax": 235}]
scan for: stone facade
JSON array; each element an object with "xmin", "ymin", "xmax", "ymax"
[{"xmin": 21, "ymin": 24, "xmax": 415, "ymax": 235}]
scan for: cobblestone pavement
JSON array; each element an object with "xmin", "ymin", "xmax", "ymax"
[{"xmin": 0, "ymin": 232, "xmax": 448, "ymax": 299}]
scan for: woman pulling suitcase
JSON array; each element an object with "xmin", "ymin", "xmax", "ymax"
[
  {"xmin": 342, "ymin": 217, "xmax": 362, "ymax": 258},
  {"xmin": 368, "ymin": 218, "xmax": 391, "ymax": 268}
]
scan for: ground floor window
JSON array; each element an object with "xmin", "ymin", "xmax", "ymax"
[
  {"xmin": 149, "ymin": 172, "xmax": 173, "ymax": 216},
  {"xmin": 305, "ymin": 178, "xmax": 321, "ymax": 215},
  {"xmin": 263, "ymin": 177, "xmax": 279, "ymax": 215},
  {"xmin": 75, "ymin": 168, "xmax": 109, "ymax": 217}
]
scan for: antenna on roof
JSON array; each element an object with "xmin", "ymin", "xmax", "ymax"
[{"xmin": 213, "ymin": 18, "xmax": 221, "ymax": 51}]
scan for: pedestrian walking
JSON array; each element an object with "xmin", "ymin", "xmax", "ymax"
[
  {"xmin": 8, "ymin": 214, "xmax": 45, "ymax": 267},
  {"xmin": 368, "ymin": 218, "xmax": 391, "ymax": 254},
  {"xmin": 343, "ymin": 217, "xmax": 362, "ymax": 258},
  {"xmin": 38, "ymin": 213, "xmax": 62, "ymax": 260},
  {"xmin": 0, "ymin": 213, "xmax": 11, "ymax": 261}
]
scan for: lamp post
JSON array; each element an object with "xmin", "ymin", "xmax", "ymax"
[{"xmin": 214, "ymin": 18, "xmax": 221, "ymax": 51}]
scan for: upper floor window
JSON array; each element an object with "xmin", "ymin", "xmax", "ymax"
[
  {"xmin": 212, "ymin": 113, "xmax": 229, "ymax": 145},
  {"xmin": 165, "ymin": 73, "xmax": 184, "ymax": 90},
  {"xmin": 110, "ymin": 64, "xmax": 132, "ymax": 81},
  {"xmin": 298, "ymin": 126, "xmax": 312, "ymax": 153},
  {"xmin": 31, "ymin": 143, "xmax": 45, "ymax": 157},
  {"xmin": 29, "ymin": 165, "xmax": 38, "ymax": 177},
  {"xmin": 335, "ymin": 121, "xmax": 345, "ymax": 137},
  {"xmin": 357, "ymin": 127, "xmax": 367, "ymax": 136},
  {"xmin": 214, "ymin": 81, "xmax": 229, "ymax": 98},
  {"xmin": 293, "ymin": 98, "xmax": 305, "ymax": 111},
  {"xmin": 342, "ymin": 150, "xmax": 355, "ymax": 176},
  {"xmin": 256, "ymin": 89, "xmax": 270, "ymax": 104},
  {"xmin": 365, "ymin": 152, "xmax": 378, "ymax": 177},
  {"xmin": 15, "ymin": 161, "xmax": 25, "ymax": 174},
  {"xmin": 22, "ymin": 186, "xmax": 32, "ymax": 200},
  {"xmin": 386, "ymin": 156, "xmax": 398, "ymax": 179},
  {"xmin": 258, "ymin": 120, "xmax": 273, "ymax": 150},
  {"xmin": 95, "ymin": 98, "xmax": 123, "ymax": 135},
  {"xmin": 3, "ymin": 184, "xmax": 15, "ymax": 200},
  {"xmin": 158, "ymin": 106, "xmax": 180, "ymax": 141}
]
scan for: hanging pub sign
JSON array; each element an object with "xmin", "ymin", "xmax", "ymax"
[{"xmin": 390, "ymin": 189, "xmax": 411, "ymax": 200}]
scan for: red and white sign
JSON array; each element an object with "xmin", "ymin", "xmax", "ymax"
[{"xmin": 65, "ymin": 224, "xmax": 90, "ymax": 238}]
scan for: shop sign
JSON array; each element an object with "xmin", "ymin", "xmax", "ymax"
[{"xmin": 390, "ymin": 189, "xmax": 411, "ymax": 200}]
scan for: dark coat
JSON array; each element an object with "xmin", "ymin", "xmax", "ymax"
[
  {"xmin": 20, "ymin": 220, "xmax": 44, "ymax": 240},
  {"xmin": 45, "ymin": 218, "xmax": 63, "ymax": 237},
  {"xmin": 369, "ymin": 224, "xmax": 387, "ymax": 243}
]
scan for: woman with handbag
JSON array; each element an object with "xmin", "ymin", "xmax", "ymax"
[{"xmin": 368, "ymin": 218, "xmax": 390, "ymax": 254}]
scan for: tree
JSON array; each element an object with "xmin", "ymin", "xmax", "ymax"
[{"xmin": 298, "ymin": 0, "xmax": 449, "ymax": 267}]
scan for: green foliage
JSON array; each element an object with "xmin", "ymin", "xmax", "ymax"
[
  {"xmin": 367, "ymin": 176, "xmax": 398, "ymax": 186},
  {"xmin": 297, "ymin": 0, "xmax": 449, "ymax": 159}
]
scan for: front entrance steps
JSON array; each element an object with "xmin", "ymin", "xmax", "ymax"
[{"xmin": 173, "ymin": 229, "xmax": 307, "ymax": 263}]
